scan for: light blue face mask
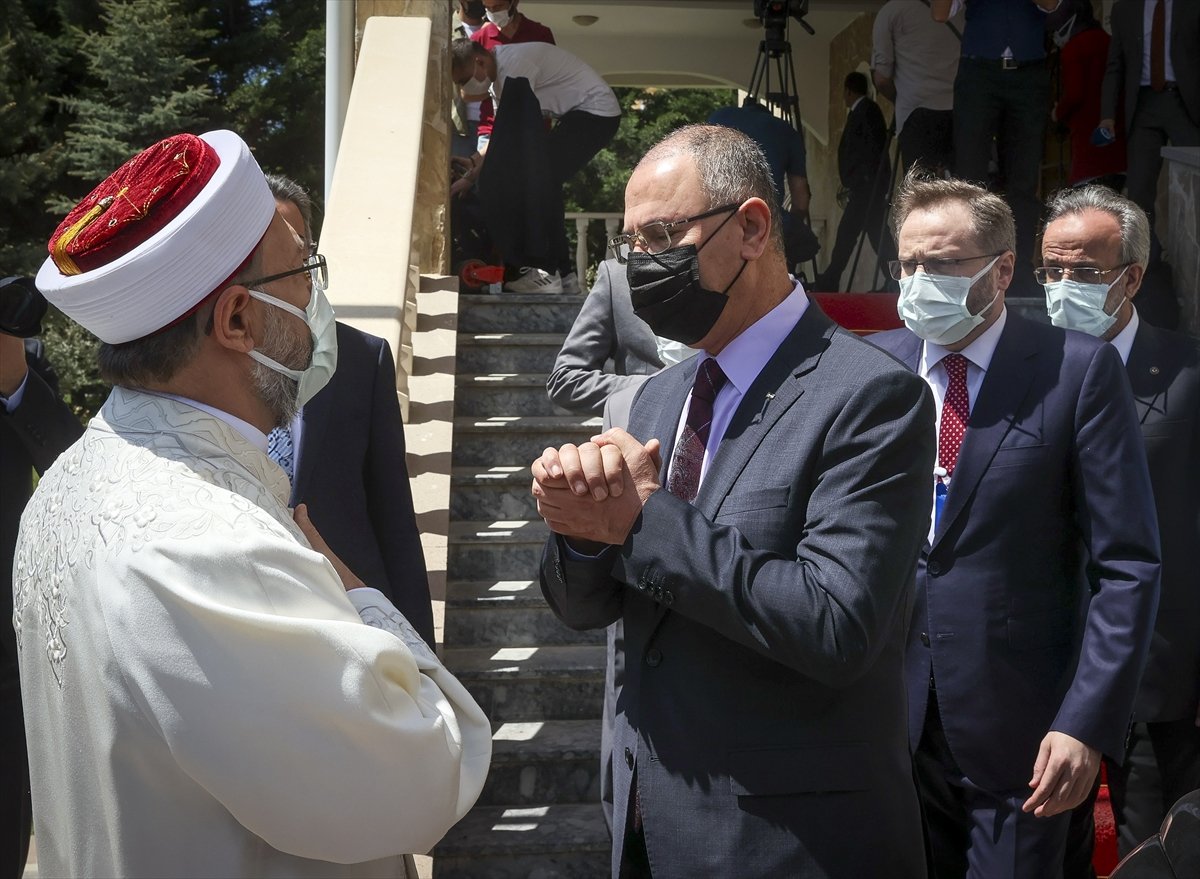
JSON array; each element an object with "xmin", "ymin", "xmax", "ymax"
[
  {"xmin": 1043, "ymin": 264, "xmax": 1130, "ymax": 338},
  {"xmin": 898, "ymin": 255, "xmax": 1002, "ymax": 346},
  {"xmin": 247, "ymin": 286, "xmax": 338, "ymax": 409}
]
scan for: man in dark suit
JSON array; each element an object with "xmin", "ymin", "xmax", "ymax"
[
  {"xmin": 1, "ymin": 329, "xmax": 82, "ymax": 877},
  {"xmin": 1038, "ymin": 185, "xmax": 1200, "ymax": 860},
  {"xmin": 266, "ymin": 176, "xmax": 434, "ymax": 648},
  {"xmin": 532, "ymin": 124, "xmax": 935, "ymax": 878},
  {"xmin": 870, "ymin": 173, "xmax": 1161, "ymax": 879},
  {"xmin": 816, "ymin": 71, "xmax": 890, "ymax": 292},
  {"xmin": 1100, "ymin": 0, "xmax": 1200, "ymax": 258}
]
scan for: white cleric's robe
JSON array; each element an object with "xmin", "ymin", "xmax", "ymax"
[{"xmin": 12, "ymin": 387, "xmax": 491, "ymax": 878}]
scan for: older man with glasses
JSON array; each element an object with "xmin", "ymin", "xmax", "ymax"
[
  {"xmin": 530, "ymin": 123, "xmax": 935, "ymax": 878},
  {"xmin": 870, "ymin": 171, "xmax": 1160, "ymax": 879},
  {"xmin": 1038, "ymin": 185, "xmax": 1200, "ymax": 871}
]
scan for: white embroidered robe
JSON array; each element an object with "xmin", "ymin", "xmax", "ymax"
[{"xmin": 12, "ymin": 388, "xmax": 491, "ymax": 877}]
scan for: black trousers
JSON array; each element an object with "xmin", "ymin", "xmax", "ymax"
[
  {"xmin": 545, "ymin": 110, "xmax": 620, "ymax": 276},
  {"xmin": 819, "ymin": 180, "xmax": 893, "ymax": 291},
  {"xmin": 1125, "ymin": 88, "xmax": 1200, "ymax": 256},
  {"xmin": 900, "ymin": 108, "xmax": 954, "ymax": 177}
]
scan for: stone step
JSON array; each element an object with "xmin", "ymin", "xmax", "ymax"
[
  {"xmin": 458, "ymin": 293, "xmax": 586, "ymax": 334},
  {"xmin": 456, "ymin": 332, "xmax": 567, "ymax": 374},
  {"xmin": 444, "ymin": 577, "xmax": 603, "ymax": 649},
  {"xmin": 480, "ymin": 719, "xmax": 603, "ymax": 807},
  {"xmin": 450, "ymin": 466, "xmax": 539, "ymax": 521},
  {"xmin": 433, "ymin": 802, "xmax": 610, "ymax": 879},
  {"xmin": 447, "ymin": 519, "xmax": 550, "ymax": 581},
  {"xmin": 443, "ymin": 644, "xmax": 606, "ymax": 723},
  {"xmin": 452, "ymin": 415, "xmax": 602, "ymax": 468},
  {"xmin": 455, "ymin": 373, "xmax": 568, "ymax": 417}
]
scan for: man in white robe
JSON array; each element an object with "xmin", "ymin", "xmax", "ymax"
[{"xmin": 14, "ymin": 129, "xmax": 491, "ymax": 878}]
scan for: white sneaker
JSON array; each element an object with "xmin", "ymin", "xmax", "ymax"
[
  {"xmin": 504, "ymin": 267, "xmax": 563, "ymax": 294},
  {"xmin": 560, "ymin": 271, "xmax": 581, "ymax": 294}
]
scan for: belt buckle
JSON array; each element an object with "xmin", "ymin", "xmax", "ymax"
[{"xmin": 1001, "ymin": 57, "xmax": 1017, "ymax": 71}]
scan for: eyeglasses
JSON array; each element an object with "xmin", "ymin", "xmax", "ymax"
[
  {"xmin": 242, "ymin": 253, "xmax": 328, "ymax": 292},
  {"xmin": 609, "ymin": 203, "xmax": 740, "ymax": 264},
  {"xmin": 1034, "ymin": 264, "xmax": 1129, "ymax": 285},
  {"xmin": 887, "ymin": 252, "xmax": 1005, "ymax": 280}
]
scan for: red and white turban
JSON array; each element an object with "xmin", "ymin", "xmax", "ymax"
[{"xmin": 36, "ymin": 130, "xmax": 276, "ymax": 344}]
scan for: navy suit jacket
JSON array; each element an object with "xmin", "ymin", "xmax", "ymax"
[
  {"xmin": 542, "ymin": 303, "xmax": 935, "ymax": 878},
  {"xmin": 291, "ymin": 323, "xmax": 435, "ymax": 648},
  {"xmin": 1125, "ymin": 319, "xmax": 1200, "ymax": 722},
  {"xmin": 871, "ymin": 312, "xmax": 1161, "ymax": 792}
]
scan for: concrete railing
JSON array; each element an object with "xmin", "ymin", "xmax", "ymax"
[{"xmin": 565, "ymin": 211, "xmax": 623, "ymax": 291}]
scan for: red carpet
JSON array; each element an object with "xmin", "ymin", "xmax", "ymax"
[{"xmin": 1094, "ymin": 767, "xmax": 1119, "ymax": 878}]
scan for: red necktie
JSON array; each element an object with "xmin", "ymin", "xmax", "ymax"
[
  {"xmin": 1151, "ymin": 0, "xmax": 1166, "ymax": 92},
  {"xmin": 666, "ymin": 357, "xmax": 728, "ymax": 503},
  {"xmin": 938, "ymin": 353, "xmax": 970, "ymax": 477}
]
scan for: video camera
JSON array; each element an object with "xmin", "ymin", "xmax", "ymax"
[
  {"xmin": 0, "ymin": 276, "xmax": 49, "ymax": 338},
  {"xmin": 753, "ymin": 0, "xmax": 814, "ymax": 43}
]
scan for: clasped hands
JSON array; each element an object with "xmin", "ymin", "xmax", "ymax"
[{"xmin": 531, "ymin": 428, "xmax": 662, "ymax": 550}]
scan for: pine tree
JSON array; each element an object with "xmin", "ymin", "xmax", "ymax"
[{"xmin": 56, "ymin": 0, "xmax": 216, "ymax": 198}]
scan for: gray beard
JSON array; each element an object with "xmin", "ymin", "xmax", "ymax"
[{"xmin": 250, "ymin": 304, "xmax": 312, "ymax": 427}]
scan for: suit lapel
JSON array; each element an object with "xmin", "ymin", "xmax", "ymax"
[
  {"xmin": 933, "ymin": 313, "xmax": 1040, "ymax": 546},
  {"xmin": 695, "ymin": 306, "xmax": 836, "ymax": 518},
  {"xmin": 1125, "ymin": 322, "xmax": 1169, "ymax": 424},
  {"xmin": 291, "ymin": 384, "xmax": 334, "ymax": 504}
]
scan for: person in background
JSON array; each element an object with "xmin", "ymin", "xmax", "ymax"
[
  {"xmin": 534, "ymin": 123, "xmax": 934, "ymax": 878},
  {"xmin": 265, "ymin": 174, "xmax": 435, "ymax": 650},
  {"xmin": 870, "ymin": 172, "xmax": 1160, "ymax": 879},
  {"xmin": 815, "ymin": 72, "xmax": 890, "ymax": 292},
  {"xmin": 451, "ymin": 39, "xmax": 620, "ymax": 294},
  {"xmin": 17, "ymin": 129, "xmax": 491, "ymax": 877},
  {"xmin": 931, "ymin": 0, "xmax": 1063, "ymax": 298},
  {"xmin": 452, "ymin": 1, "xmax": 489, "ymax": 158},
  {"xmin": 0, "ymin": 283, "xmax": 82, "ymax": 878},
  {"xmin": 1038, "ymin": 185, "xmax": 1200, "ymax": 871},
  {"xmin": 707, "ymin": 98, "xmax": 814, "ymax": 272},
  {"xmin": 1099, "ymin": 0, "xmax": 1200, "ymax": 262},
  {"xmin": 1049, "ymin": 0, "xmax": 1127, "ymax": 189},
  {"xmin": 872, "ymin": 0, "xmax": 963, "ymax": 176}
]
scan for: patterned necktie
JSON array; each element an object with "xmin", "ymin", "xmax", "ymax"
[
  {"xmin": 938, "ymin": 353, "xmax": 970, "ymax": 477},
  {"xmin": 1150, "ymin": 0, "xmax": 1166, "ymax": 92},
  {"xmin": 267, "ymin": 426, "xmax": 295, "ymax": 480},
  {"xmin": 666, "ymin": 357, "xmax": 729, "ymax": 503}
]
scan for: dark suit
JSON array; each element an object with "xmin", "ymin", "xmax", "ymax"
[
  {"xmin": 1, "ymin": 340, "xmax": 82, "ymax": 877},
  {"xmin": 290, "ymin": 323, "xmax": 434, "ymax": 648},
  {"xmin": 546, "ymin": 258, "xmax": 662, "ymax": 417},
  {"xmin": 871, "ymin": 313, "xmax": 1161, "ymax": 877},
  {"xmin": 541, "ymin": 301, "xmax": 935, "ymax": 878},
  {"xmin": 1101, "ymin": 0, "xmax": 1200, "ymax": 245},
  {"xmin": 1108, "ymin": 318, "xmax": 1200, "ymax": 848},
  {"xmin": 819, "ymin": 97, "xmax": 891, "ymax": 291}
]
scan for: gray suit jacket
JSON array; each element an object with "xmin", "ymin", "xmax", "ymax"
[
  {"xmin": 546, "ymin": 258, "xmax": 661, "ymax": 416},
  {"xmin": 541, "ymin": 302, "xmax": 935, "ymax": 878},
  {"xmin": 1126, "ymin": 319, "xmax": 1200, "ymax": 722},
  {"xmin": 1102, "ymin": 0, "xmax": 1200, "ymax": 131}
]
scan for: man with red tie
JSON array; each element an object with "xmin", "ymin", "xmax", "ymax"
[{"xmin": 870, "ymin": 172, "xmax": 1161, "ymax": 878}]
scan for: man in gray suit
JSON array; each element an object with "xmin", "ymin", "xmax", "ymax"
[
  {"xmin": 1100, "ymin": 0, "xmax": 1200, "ymax": 256},
  {"xmin": 531, "ymin": 124, "xmax": 935, "ymax": 878}
]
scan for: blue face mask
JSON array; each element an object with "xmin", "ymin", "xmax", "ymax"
[
  {"xmin": 1043, "ymin": 265, "xmax": 1130, "ymax": 338},
  {"xmin": 897, "ymin": 255, "xmax": 1001, "ymax": 346}
]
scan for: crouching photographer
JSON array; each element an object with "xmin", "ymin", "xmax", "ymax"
[{"xmin": 1, "ymin": 274, "xmax": 82, "ymax": 879}]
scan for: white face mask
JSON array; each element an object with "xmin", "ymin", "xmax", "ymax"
[
  {"xmin": 462, "ymin": 74, "xmax": 491, "ymax": 96},
  {"xmin": 1043, "ymin": 265, "xmax": 1130, "ymax": 338},
  {"xmin": 247, "ymin": 286, "xmax": 338, "ymax": 409},
  {"xmin": 655, "ymin": 335, "xmax": 697, "ymax": 367},
  {"xmin": 485, "ymin": 6, "xmax": 512, "ymax": 28},
  {"xmin": 897, "ymin": 255, "xmax": 1002, "ymax": 346}
]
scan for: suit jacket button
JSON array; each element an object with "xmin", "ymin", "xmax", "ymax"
[
  {"xmin": 927, "ymin": 560, "xmax": 942, "ymax": 576},
  {"xmin": 920, "ymin": 632, "xmax": 930, "ymax": 647},
  {"xmin": 625, "ymin": 747, "xmax": 634, "ymax": 769},
  {"xmin": 645, "ymin": 648, "xmax": 662, "ymax": 667}
]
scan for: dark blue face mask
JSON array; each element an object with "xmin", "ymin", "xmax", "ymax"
[{"xmin": 625, "ymin": 212, "xmax": 747, "ymax": 346}]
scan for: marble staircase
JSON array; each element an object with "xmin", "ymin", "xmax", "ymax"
[{"xmin": 433, "ymin": 292, "xmax": 611, "ymax": 878}]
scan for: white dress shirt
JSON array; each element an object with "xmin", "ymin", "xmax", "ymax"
[{"xmin": 1108, "ymin": 307, "xmax": 1140, "ymax": 365}]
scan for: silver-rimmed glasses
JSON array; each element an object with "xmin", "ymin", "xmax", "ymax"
[{"xmin": 608, "ymin": 203, "xmax": 740, "ymax": 264}]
